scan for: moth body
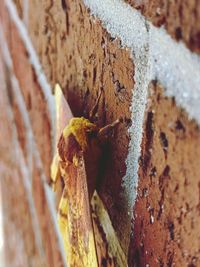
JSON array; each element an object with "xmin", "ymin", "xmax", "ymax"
[{"xmin": 51, "ymin": 84, "xmax": 123, "ymax": 266}]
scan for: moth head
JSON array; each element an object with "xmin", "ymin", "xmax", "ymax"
[{"xmin": 62, "ymin": 117, "xmax": 98, "ymax": 151}]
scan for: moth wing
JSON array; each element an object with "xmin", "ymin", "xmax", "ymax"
[
  {"xmin": 91, "ymin": 191, "xmax": 127, "ymax": 267},
  {"xmin": 51, "ymin": 84, "xmax": 73, "ymax": 196},
  {"xmin": 54, "ymin": 83, "xmax": 73, "ymax": 142},
  {"xmin": 58, "ymin": 154, "xmax": 98, "ymax": 267}
]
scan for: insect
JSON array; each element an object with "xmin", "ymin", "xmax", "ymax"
[{"xmin": 51, "ymin": 84, "xmax": 126, "ymax": 267}]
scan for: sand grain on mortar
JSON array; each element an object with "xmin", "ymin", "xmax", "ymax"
[
  {"xmin": 27, "ymin": 0, "xmax": 134, "ymax": 252},
  {"xmin": 126, "ymin": 0, "xmax": 200, "ymax": 54},
  {"xmin": 128, "ymin": 82, "xmax": 200, "ymax": 267}
]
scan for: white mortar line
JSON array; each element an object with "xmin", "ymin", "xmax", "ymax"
[
  {"xmin": 83, "ymin": 0, "xmax": 200, "ymax": 125},
  {"xmin": 5, "ymin": 0, "xmax": 56, "ymax": 155},
  {"xmin": 83, "ymin": 0, "xmax": 200, "ymax": 250},
  {"xmin": 22, "ymin": 0, "xmax": 29, "ymax": 27},
  {"xmin": 18, "ymin": 144, "xmax": 46, "ymax": 263},
  {"xmin": 119, "ymin": 51, "xmax": 152, "ymax": 250},
  {"xmin": 0, "ymin": 28, "xmax": 67, "ymax": 267}
]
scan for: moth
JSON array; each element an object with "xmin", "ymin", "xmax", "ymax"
[{"xmin": 51, "ymin": 84, "xmax": 127, "ymax": 267}]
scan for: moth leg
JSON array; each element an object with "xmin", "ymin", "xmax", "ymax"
[
  {"xmin": 89, "ymin": 89, "xmax": 103, "ymax": 121},
  {"xmin": 97, "ymin": 118, "xmax": 122, "ymax": 143}
]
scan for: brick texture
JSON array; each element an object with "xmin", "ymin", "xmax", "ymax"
[
  {"xmin": 126, "ymin": 0, "xmax": 200, "ymax": 54},
  {"xmin": 129, "ymin": 82, "xmax": 200, "ymax": 266}
]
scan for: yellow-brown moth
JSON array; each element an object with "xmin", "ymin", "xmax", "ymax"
[
  {"xmin": 51, "ymin": 84, "xmax": 127, "ymax": 267},
  {"xmin": 91, "ymin": 192, "xmax": 127, "ymax": 266}
]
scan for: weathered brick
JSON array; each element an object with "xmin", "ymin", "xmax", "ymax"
[
  {"xmin": 128, "ymin": 82, "xmax": 200, "ymax": 266},
  {"xmin": 126, "ymin": 0, "xmax": 200, "ymax": 54}
]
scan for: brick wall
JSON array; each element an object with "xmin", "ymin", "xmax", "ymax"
[{"xmin": 0, "ymin": 0, "xmax": 200, "ymax": 266}]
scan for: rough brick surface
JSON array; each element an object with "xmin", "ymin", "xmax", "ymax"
[
  {"xmin": 126, "ymin": 0, "xmax": 200, "ymax": 54},
  {"xmin": 128, "ymin": 82, "xmax": 200, "ymax": 266}
]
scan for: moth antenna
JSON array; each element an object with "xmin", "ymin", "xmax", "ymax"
[
  {"xmin": 89, "ymin": 89, "xmax": 103, "ymax": 121},
  {"xmin": 97, "ymin": 118, "xmax": 122, "ymax": 143}
]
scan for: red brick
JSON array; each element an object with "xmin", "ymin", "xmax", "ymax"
[
  {"xmin": 128, "ymin": 82, "xmax": 200, "ymax": 266},
  {"xmin": 126, "ymin": 0, "xmax": 200, "ymax": 54}
]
